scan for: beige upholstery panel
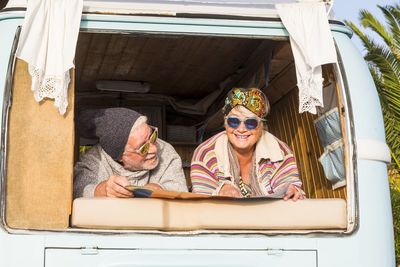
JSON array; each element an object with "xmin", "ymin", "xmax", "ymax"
[
  {"xmin": 6, "ymin": 59, "xmax": 74, "ymax": 229},
  {"xmin": 72, "ymin": 198, "xmax": 347, "ymax": 230}
]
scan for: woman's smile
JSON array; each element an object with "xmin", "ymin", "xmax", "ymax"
[{"xmin": 234, "ymin": 133, "xmax": 251, "ymax": 140}]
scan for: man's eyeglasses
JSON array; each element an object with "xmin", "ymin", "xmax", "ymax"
[
  {"xmin": 225, "ymin": 116, "xmax": 263, "ymax": 130},
  {"xmin": 127, "ymin": 126, "xmax": 158, "ymax": 156}
]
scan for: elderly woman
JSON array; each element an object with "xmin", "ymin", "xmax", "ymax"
[{"xmin": 190, "ymin": 88, "xmax": 304, "ymax": 200}]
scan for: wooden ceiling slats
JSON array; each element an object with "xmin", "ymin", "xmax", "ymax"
[
  {"xmin": 264, "ymin": 43, "xmax": 295, "ymax": 104},
  {"xmin": 113, "ymin": 36, "xmax": 149, "ymax": 80},
  {"xmin": 75, "ymin": 33, "xmax": 265, "ymax": 97},
  {"xmin": 267, "ymin": 44, "xmax": 292, "ymax": 81},
  {"xmin": 174, "ymin": 37, "xmax": 213, "ymax": 95},
  {"xmin": 80, "ymin": 34, "xmax": 112, "ymax": 91},
  {"xmin": 153, "ymin": 37, "xmax": 197, "ymax": 94},
  {"xmin": 207, "ymin": 38, "xmax": 261, "ymax": 92},
  {"xmin": 165, "ymin": 37, "xmax": 202, "ymax": 95},
  {"xmin": 110, "ymin": 36, "xmax": 131, "ymax": 81},
  {"xmin": 188, "ymin": 37, "xmax": 226, "ymax": 94},
  {"xmin": 237, "ymin": 41, "xmax": 276, "ymax": 88},
  {"xmin": 126, "ymin": 37, "xmax": 155, "ymax": 79},
  {"xmin": 98, "ymin": 34, "xmax": 129, "ymax": 81},
  {"xmin": 146, "ymin": 37, "xmax": 180, "ymax": 91},
  {"xmin": 266, "ymin": 62, "xmax": 296, "ymax": 104}
]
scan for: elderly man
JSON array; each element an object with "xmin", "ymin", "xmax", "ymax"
[{"xmin": 74, "ymin": 108, "xmax": 188, "ymax": 198}]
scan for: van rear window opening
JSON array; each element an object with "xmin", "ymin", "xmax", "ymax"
[{"xmin": 5, "ymin": 31, "xmax": 348, "ymax": 231}]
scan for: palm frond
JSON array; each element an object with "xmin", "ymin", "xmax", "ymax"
[
  {"xmin": 368, "ymin": 45, "xmax": 400, "ymax": 171},
  {"xmin": 345, "ymin": 21, "xmax": 380, "ymax": 52},
  {"xmin": 359, "ymin": 9, "xmax": 392, "ymax": 49},
  {"xmin": 378, "ymin": 5, "xmax": 400, "ymax": 61},
  {"xmin": 365, "ymin": 45, "xmax": 400, "ymax": 93}
]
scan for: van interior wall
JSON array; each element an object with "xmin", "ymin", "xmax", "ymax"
[
  {"xmin": 268, "ymin": 88, "xmax": 347, "ymax": 199},
  {"xmin": 6, "ymin": 59, "xmax": 74, "ymax": 229},
  {"xmin": 266, "ymin": 59, "xmax": 346, "ymax": 199}
]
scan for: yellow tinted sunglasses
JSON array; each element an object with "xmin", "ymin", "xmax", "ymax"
[{"xmin": 133, "ymin": 126, "xmax": 158, "ymax": 156}]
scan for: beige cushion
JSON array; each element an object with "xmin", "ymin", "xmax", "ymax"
[{"xmin": 71, "ymin": 197, "xmax": 347, "ymax": 230}]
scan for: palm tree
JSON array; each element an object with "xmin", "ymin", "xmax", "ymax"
[{"xmin": 345, "ymin": 3, "xmax": 400, "ymax": 177}]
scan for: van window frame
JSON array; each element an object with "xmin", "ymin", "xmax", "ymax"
[
  {"xmin": 333, "ymin": 41, "xmax": 358, "ymax": 234},
  {"xmin": 0, "ymin": 14, "xmax": 357, "ymax": 235}
]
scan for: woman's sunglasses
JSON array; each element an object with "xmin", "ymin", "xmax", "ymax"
[
  {"xmin": 132, "ymin": 126, "xmax": 158, "ymax": 156},
  {"xmin": 225, "ymin": 116, "xmax": 263, "ymax": 130}
]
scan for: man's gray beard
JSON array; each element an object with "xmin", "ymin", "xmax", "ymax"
[
  {"xmin": 124, "ymin": 156, "xmax": 159, "ymax": 172},
  {"xmin": 142, "ymin": 157, "xmax": 159, "ymax": 170}
]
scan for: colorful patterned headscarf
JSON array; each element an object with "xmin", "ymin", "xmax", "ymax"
[{"xmin": 223, "ymin": 88, "xmax": 270, "ymax": 118}]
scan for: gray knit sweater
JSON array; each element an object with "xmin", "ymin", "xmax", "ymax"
[{"xmin": 74, "ymin": 139, "xmax": 188, "ymax": 198}]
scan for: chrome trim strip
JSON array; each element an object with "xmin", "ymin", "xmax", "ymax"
[
  {"xmin": 0, "ymin": 26, "xmax": 20, "ymax": 231},
  {"xmin": 3, "ymin": 224, "xmax": 348, "ymax": 237},
  {"xmin": 334, "ymin": 45, "xmax": 359, "ymax": 234}
]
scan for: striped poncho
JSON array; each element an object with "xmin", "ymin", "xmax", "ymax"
[{"xmin": 190, "ymin": 131, "xmax": 302, "ymax": 198}]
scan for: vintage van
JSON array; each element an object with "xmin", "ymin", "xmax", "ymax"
[{"xmin": 0, "ymin": 0, "xmax": 396, "ymax": 266}]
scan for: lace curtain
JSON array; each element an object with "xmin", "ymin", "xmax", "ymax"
[
  {"xmin": 276, "ymin": 2, "xmax": 337, "ymax": 114},
  {"xmin": 16, "ymin": 0, "xmax": 83, "ymax": 115}
]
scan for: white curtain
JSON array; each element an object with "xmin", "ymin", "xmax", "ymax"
[
  {"xmin": 16, "ymin": 0, "xmax": 83, "ymax": 115},
  {"xmin": 276, "ymin": 2, "xmax": 337, "ymax": 114}
]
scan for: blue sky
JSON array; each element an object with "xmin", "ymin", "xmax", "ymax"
[{"xmin": 333, "ymin": 0, "xmax": 394, "ymax": 53}]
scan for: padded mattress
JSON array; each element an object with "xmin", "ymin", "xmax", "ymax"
[{"xmin": 71, "ymin": 197, "xmax": 347, "ymax": 231}]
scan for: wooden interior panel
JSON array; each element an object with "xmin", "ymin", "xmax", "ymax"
[
  {"xmin": 6, "ymin": 59, "xmax": 74, "ymax": 229},
  {"xmin": 173, "ymin": 144, "xmax": 196, "ymax": 190},
  {"xmin": 268, "ymin": 89, "xmax": 346, "ymax": 199}
]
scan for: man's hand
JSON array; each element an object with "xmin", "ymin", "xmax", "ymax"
[
  {"xmin": 94, "ymin": 175, "xmax": 132, "ymax": 198},
  {"xmin": 218, "ymin": 183, "xmax": 242, "ymax": 198},
  {"xmin": 143, "ymin": 183, "xmax": 163, "ymax": 191},
  {"xmin": 283, "ymin": 184, "xmax": 305, "ymax": 201}
]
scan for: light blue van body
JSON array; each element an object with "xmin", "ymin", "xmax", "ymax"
[{"xmin": 0, "ymin": 2, "xmax": 395, "ymax": 266}]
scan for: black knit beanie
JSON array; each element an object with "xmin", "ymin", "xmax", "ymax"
[{"xmin": 78, "ymin": 108, "xmax": 143, "ymax": 160}]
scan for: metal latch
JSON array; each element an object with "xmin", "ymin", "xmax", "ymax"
[
  {"xmin": 266, "ymin": 249, "xmax": 284, "ymax": 256},
  {"xmin": 81, "ymin": 246, "xmax": 99, "ymax": 255}
]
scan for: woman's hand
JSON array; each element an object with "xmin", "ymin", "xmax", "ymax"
[
  {"xmin": 218, "ymin": 183, "xmax": 242, "ymax": 198},
  {"xmin": 94, "ymin": 175, "xmax": 133, "ymax": 198},
  {"xmin": 283, "ymin": 184, "xmax": 304, "ymax": 201}
]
